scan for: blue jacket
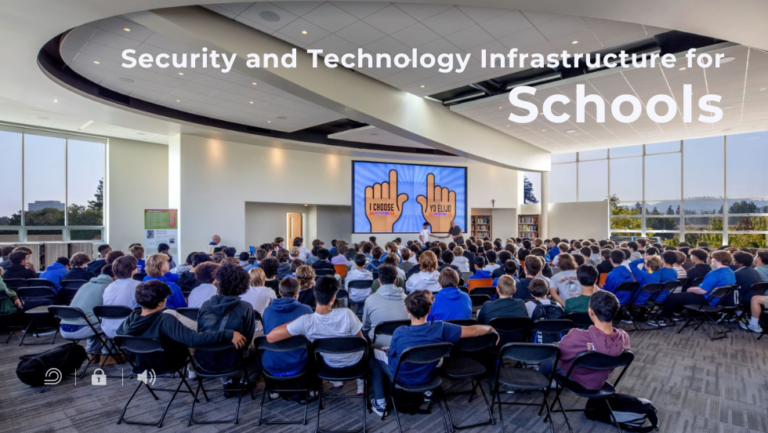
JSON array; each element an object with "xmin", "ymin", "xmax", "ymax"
[
  {"xmin": 629, "ymin": 258, "xmax": 661, "ymax": 305},
  {"xmin": 427, "ymin": 287, "xmax": 471, "ymax": 322},
  {"xmin": 602, "ymin": 265, "xmax": 634, "ymax": 304},
  {"xmin": 142, "ymin": 275, "xmax": 187, "ymax": 309},
  {"xmin": 492, "ymin": 275, "xmax": 519, "ymax": 287},
  {"xmin": 699, "ymin": 267, "xmax": 736, "ymax": 306},
  {"xmin": 654, "ymin": 267, "xmax": 679, "ymax": 303},
  {"xmin": 40, "ymin": 262, "xmax": 68, "ymax": 291},
  {"xmin": 546, "ymin": 246, "xmax": 560, "ymax": 262},
  {"xmin": 470, "ymin": 270, "xmax": 492, "ymax": 280},
  {"xmin": 262, "ymin": 298, "xmax": 312, "ymax": 375}
]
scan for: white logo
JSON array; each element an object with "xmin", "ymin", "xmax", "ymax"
[
  {"xmin": 137, "ymin": 369, "xmax": 156, "ymax": 386},
  {"xmin": 44, "ymin": 368, "xmax": 62, "ymax": 385},
  {"xmin": 91, "ymin": 369, "xmax": 107, "ymax": 385}
]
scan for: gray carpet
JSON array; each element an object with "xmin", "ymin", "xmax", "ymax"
[{"xmin": 0, "ymin": 323, "xmax": 766, "ymax": 433}]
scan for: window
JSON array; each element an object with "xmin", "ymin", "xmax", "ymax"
[
  {"xmin": 578, "ymin": 159, "xmax": 608, "ymax": 201},
  {"xmin": 551, "ymin": 152, "xmax": 576, "ymax": 163},
  {"xmin": 645, "ymin": 140, "xmax": 680, "ymax": 154},
  {"xmin": 726, "ymin": 132, "xmax": 768, "ymax": 198},
  {"xmin": 644, "ymin": 153, "xmax": 681, "ymax": 200},
  {"xmin": 523, "ymin": 172, "xmax": 541, "ymax": 204},
  {"xmin": 0, "ymin": 126, "xmax": 105, "ymax": 243},
  {"xmin": 579, "ymin": 149, "xmax": 608, "ymax": 161},
  {"xmin": 610, "ymin": 157, "xmax": 642, "ymax": 202},
  {"xmin": 609, "ymin": 145, "xmax": 642, "ymax": 158},
  {"xmin": 683, "ymin": 136, "xmax": 723, "ymax": 199},
  {"xmin": 550, "ymin": 163, "xmax": 577, "ymax": 203}
]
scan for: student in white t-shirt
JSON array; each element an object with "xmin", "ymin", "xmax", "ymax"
[
  {"xmin": 419, "ymin": 222, "xmax": 431, "ymax": 245},
  {"xmin": 187, "ymin": 262, "xmax": 220, "ymax": 309},
  {"xmin": 548, "ymin": 253, "xmax": 582, "ymax": 307},
  {"xmin": 240, "ymin": 267, "xmax": 276, "ymax": 333},
  {"xmin": 525, "ymin": 278, "xmax": 563, "ymax": 317},
  {"xmin": 267, "ymin": 276, "xmax": 365, "ymax": 394}
]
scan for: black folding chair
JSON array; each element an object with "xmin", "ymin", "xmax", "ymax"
[
  {"xmin": 446, "ymin": 318, "xmax": 477, "ymax": 327},
  {"xmin": 113, "ymin": 336, "xmax": 198, "ymax": 428},
  {"xmin": 59, "ymin": 279, "xmax": 88, "ymax": 305},
  {"xmin": 255, "ymin": 335, "xmax": 315, "ymax": 426},
  {"xmin": 458, "ymin": 286, "xmax": 469, "ymax": 294},
  {"xmin": 492, "ymin": 343, "xmax": 561, "ymax": 433},
  {"xmin": 187, "ymin": 341, "xmax": 255, "ymax": 426},
  {"xmin": 334, "ymin": 289, "xmax": 350, "ymax": 310},
  {"xmin": 3, "ymin": 279, "xmax": 27, "ymax": 289},
  {"xmin": 627, "ymin": 283, "xmax": 664, "ymax": 331},
  {"xmin": 470, "ymin": 287, "xmax": 497, "ymax": 298},
  {"xmin": 93, "ymin": 305, "xmax": 133, "ymax": 368},
  {"xmin": 612, "ymin": 282, "xmax": 639, "ymax": 326},
  {"xmin": 678, "ymin": 285, "xmax": 736, "ymax": 341},
  {"xmin": 531, "ymin": 319, "xmax": 574, "ymax": 344},
  {"xmin": 176, "ymin": 308, "xmax": 200, "ymax": 321},
  {"xmin": 48, "ymin": 306, "xmax": 111, "ymax": 377},
  {"xmin": 17, "ymin": 287, "xmax": 57, "ymax": 346},
  {"xmin": 489, "ymin": 317, "xmax": 532, "ymax": 347},
  {"xmin": 386, "ymin": 343, "xmax": 454, "ymax": 433},
  {"xmin": 348, "ymin": 280, "xmax": 373, "ymax": 313},
  {"xmin": 315, "ymin": 269, "xmax": 335, "ymax": 277},
  {"xmin": 133, "ymin": 273, "xmax": 147, "ymax": 282},
  {"xmin": 644, "ymin": 281, "xmax": 683, "ymax": 328},
  {"xmin": 443, "ymin": 333, "xmax": 497, "ymax": 430},
  {"xmin": 547, "ymin": 351, "xmax": 635, "ymax": 433},
  {"xmin": 470, "ymin": 294, "xmax": 491, "ymax": 315},
  {"xmin": 675, "ymin": 277, "xmax": 689, "ymax": 292},
  {"xmin": 26, "ymin": 278, "xmax": 56, "ymax": 288},
  {"xmin": 565, "ymin": 313, "xmax": 592, "ymax": 330},
  {"xmin": 313, "ymin": 336, "xmax": 369, "ymax": 433},
  {"xmin": 684, "ymin": 276, "xmax": 705, "ymax": 292},
  {"xmin": 371, "ymin": 320, "xmax": 410, "ymax": 345}
]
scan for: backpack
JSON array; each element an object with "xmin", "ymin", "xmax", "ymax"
[
  {"xmin": 530, "ymin": 299, "xmax": 564, "ymax": 322},
  {"xmin": 585, "ymin": 394, "xmax": 659, "ymax": 432},
  {"xmin": 16, "ymin": 343, "xmax": 87, "ymax": 387}
]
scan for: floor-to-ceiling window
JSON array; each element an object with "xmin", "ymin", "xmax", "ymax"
[
  {"xmin": 0, "ymin": 125, "xmax": 106, "ymax": 243},
  {"xmin": 548, "ymin": 132, "xmax": 768, "ymax": 247}
]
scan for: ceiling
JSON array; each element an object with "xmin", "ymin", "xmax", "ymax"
[
  {"xmin": 203, "ymin": 2, "xmax": 667, "ymax": 97},
  {"xmin": 328, "ymin": 124, "xmax": 430, "ymax": 148}
]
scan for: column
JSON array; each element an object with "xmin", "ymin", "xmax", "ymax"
[{"xmin": 540, "ymin": 171, "xmax": 549, "ymax": 239}]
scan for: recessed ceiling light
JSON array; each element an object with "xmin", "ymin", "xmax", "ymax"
[
  {"xmin": 506, "ymin": 124, "xmax": 510, "ymax": 127},
  {"xmin": 541, "ymin": 129, "xmax": 546, "ymax": 132},
  {"xmin": 679, "ymin": 67, "xmax": 687, "ymax": 71},
  {"xmin": 123, "ymin": 28, "xmax": 131, "ymax": 32},
  {"xmin": 277, "ymin": 116, "xmax": 287, "ymax": 119},
  {"xmin": 93, "ymin": 60, "xmax": 100, "ymax": 65},
  {"xmin": 249, "ymin": 101, "xmax": 254, "ymax": 104},
  {"xmin": 176, "ymin": 99, "xmax": 181, "ymax": 102},
  {"xmin": 178, "ymin": 72, "xmax": 184, "ymax": 76},
  {"xmin": 301, "ymin": 30, "xmax": 308, "ymax": 35},
  {"xmin": 566, "ymin": 130, "xmax": 576, "ymax": 133},
  {"xmin": 118, "ymin": 77, "xmax": 134, "ymax": 83},
  {"xmin": 259, "ymin": 11, "xmax": 281, "ymax": 22},
  {"xmin": 720, "ymin": 56, "xmax": 735, "ymax": 64},
  {"xmin": 761, "ymin": 87, "xmax": 766, "ymax": 91},
  {"xmin": 572, "ymin": 40, "xmax": 578, "ymax": 45},
  {"xmin": 420, "ymin": 85, "xmax": 425, "ymax": 88},
  {"xmin": 498, "ymin": 106, "xmax": 503, "ymax": 109},
  {"xmin": 252, "ymin": 82, "xmax": 257, "ymax": 86},
  {"xmin": 304, "ymin": 204, "xmax": 309, "ymax": 207},
  {"xmin": 268, "ymin": 120, "xmax": 271, "ymax": 123},
  {"xmin": 53, "ymin": 99, "xmax": 58, "ymax": 103}
]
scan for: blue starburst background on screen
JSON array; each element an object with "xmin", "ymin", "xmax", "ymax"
[{"xmin": 353, "ymin": 161, "xmax": 467, "ymax": 233}]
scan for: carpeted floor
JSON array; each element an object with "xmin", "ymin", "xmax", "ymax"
[{"xmin": 0, "ymin": 323, "xmax": 766, "ymax": 433}]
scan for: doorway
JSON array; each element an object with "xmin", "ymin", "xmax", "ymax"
[{"xmin": 288, "ymin": 213, "xmax": 303, "ymax": 246}]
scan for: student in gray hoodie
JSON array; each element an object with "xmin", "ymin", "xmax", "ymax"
[
  {"xmin": 60, "ymin": 265, "xmax": 116, "ymax": 357},
  {"xmin": 362, "ymin": 265, "xmax": 409, "ymax": 346}
]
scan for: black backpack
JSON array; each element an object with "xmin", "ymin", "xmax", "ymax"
[
  {"xmin": 16, "ymin": 343, "xmax": 87, "ymax": 387},
  {"xmin": 585, "ymin": 394, "xmax": 659, "ymax": 432},
  {"xmin": 530, "ymin": 300, "xmax": 564, "ymax": 322}
]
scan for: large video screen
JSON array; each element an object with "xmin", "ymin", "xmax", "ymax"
[{"xmin": 353, "ymin": 161, "xmax": 467, "ymax": 233}]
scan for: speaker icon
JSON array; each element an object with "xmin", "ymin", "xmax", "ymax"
[{"xmin": 137, "ymin": 369, "xmax": 156, "ymax": 386}]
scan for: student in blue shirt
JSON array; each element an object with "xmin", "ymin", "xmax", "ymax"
[
  {"xmin": 601, "ymin": 250, "xmax": 635, "ymax": 304},
  {"xmin": 546, "ymin": 238, "xmax": 561, "ymax": 262},
  {"xmin": 367, "ymin": 290, "xmax": 497, "ymax": 417},
  {"xmin": 261, "ymin": 277, "xmax": 312, "ymax": 377},
  {"xmin": 469, "ymin": 256, "xmax": 492, "ymax": 280},
  {"xmin": 428, "ymin": 268, "xmax": 471, "ymax": 321},
  {"xmin": 656, "ymin": 250, "xmax": 735, "ymax": 326},
  {"xmin": 628, "ymin": 252, "xmax": 662, "ymax": 305},
  {"xmin": 40, "ymin": 257, "xmax": 69, "ymax": 291},
  {"xmin": 654, "ymin": 251, "xmax": 681, "ymax": 304},
  {"xmin": 493, "ymin": 260, "xmax": 519, "ymax": 287},
  {"xmin": 142, "ymin": 253, "xmax": 187, "ymax": 309}
]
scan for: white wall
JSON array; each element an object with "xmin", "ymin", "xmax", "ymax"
[
  {"xmin": 107, "ymin": 137, "xmax": 168, "ymax": 252},
  {"xmin": 174, "ymin": 134, "xmax": 520, "ymax": 256},
  {"xmin": 316, "ymin": 205, "xmax": 352, "ymax": 243},
  {"xmin": 548, "ymin": 201, "xmax": 610, "ymax": 240},
  {"xmin": 244, "ymin": 202, "xmax": 309, "ymax": 248}
]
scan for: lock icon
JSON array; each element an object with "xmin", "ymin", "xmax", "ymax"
[{"xmin": 91, "ymin": 369, "xmax": 107, "ymax": 386}]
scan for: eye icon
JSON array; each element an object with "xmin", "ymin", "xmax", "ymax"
[{"xmin": 44, "ymin": 368, "xmax": 62, "ymax": 385}]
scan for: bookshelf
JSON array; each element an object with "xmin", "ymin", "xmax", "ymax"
[
  {"xmin": 471, "ymin": 215, "xmax": 492, "ymax": 239},
  {"xmin": 518, "ymin": 214, "xmax": 540, "ymax": 239}
]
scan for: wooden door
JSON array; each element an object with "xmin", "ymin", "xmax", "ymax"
[{"xmin": 288, "ymin": 213, "xmax": 303, "ymax": 247}]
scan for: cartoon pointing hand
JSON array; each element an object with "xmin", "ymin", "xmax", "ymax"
[
  {"xmin": 416, "ymin": 173, "xmax": 456, "ymax": 233},
  {"xmin": 365, "ymin": 170, "xmax": 408, "ymax": 232}
]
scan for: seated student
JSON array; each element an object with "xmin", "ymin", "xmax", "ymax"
[
  {"xmin": 60, "ymin": 265, "xmax": 115, "ymax": 361},
  {"xmin": 367, "ymin": 290, "xmax": 497, "ymax": 416},
  {"xmin": 366, "ymin": 246, "xmax": 384, "ymax": 279},
  {"xmin": 142, "ymin": 253, "xmax": 187, "ymax": 309},
  {"xmin": 331, "ymin": 243, "xmax": 350, "ymax": 266},
  {"xmin": 312, "ymin": 248, "xmax": 334, "ymax": 273},
  {"xmin": 41, "ymin": 257, "xmax": 69, "ymax": 291},
  {"xmin": 117, "ymin": 280, "xmax": 246, "ymax": 370},
  {"xmin": 187, "ymin": 262, "xmax": 221, "ymax": 309},
  {"xmin": 62, "ymin": 253, "xmax": 96, "ymax": 282},
  {"xmin": 516, "ymin": 255, "xmax": 545, "ymax": 300},
  {"xmin": 0, "ymin": 246, "xmax": 14, "ymax": 269},
  {"xmin": 517, "ymin": 240, "xmax": 531, "ymax": 263},
  {"xmin": 362, "ymin": 265, "xmax": 409, "ymax": 345},
  {"xmin": 656, "ymin": 251, "xmax": 736, "ymax": 327},
  {"xmin": 288, "ymin": 246, "xmax": 301, "ymax": 264},
  {"xmin": 101, "ymin": 256, "xmax": 140, "ymax": 338},
  {"xmin": 629, "ymin": 254, "xmax": 662, "ymax": 305},
  {"xmin": 177, "ymin": 253, "xmax": 208, "ymax": 294},
  {"xmin": 3, "ymin": 250, "xmax": 38, "ymax": 280},
  {"xmin": 491, "ymin": 251, "xmax": 512, "ymax": 279},
  {"xmin": 469, "ymin": 256, "xmax": 492, "ymax": 280},
  {"xmin": 754, "ymin": 250, "xmax": 768, "ymax": 282},
  {"xmin": 484, "ymin": 250, "xmax": 500, "ymax": 273},
  {"xmin": 130, "ymin": 245, "xmax": 146, "ymax": 274},
  {"xmin": 246, "ymin": 249, "xmax": 268, "ymax": 271},
  {"xmin": 295, "ymin": 265, "xmax": 317, "ymax": 309},
  {"xmin": 157, "ymin": 243, "xmax": 177, "ymax": 270},
  {"xmin": 596, "ymin": 248, "xmax": 614, "ymax": 274},
  {"xmin": 540, "ymin": 291, "xmax": 630, "ymax": 390},
  {"xmin": 731, "ymin": 251, "xmax": 762, "ymax": 304},
  {"xmin": 654, "ymin": 251, "xmax": 682, "ymax": 304},
  {"xmin": 261, "ymin": 277, "xmax": 313, "ymax": 377},
  {"xmin": 530, "ymin": 247, "xmax": 554, "ymax": 279},
  {"xmin": 672, "ymin": 251, "xmax": 688, "ymax": 279},
  {"xmin": 305, "ymin": 246, "xmax": 322, "ymax": 266},
  {"xmin": 171, "ymin": 252, "xmax": 196, "ymax": 275},
  {"xmin": 478, "ymin": 275, "xmax": 527, "ymax": 324},
  {"xmin": 406, "ymin": 250, "xmax": 441, "ymax": 293},
  {"xmin": 546, "ymin": 238, "xmax": 561, "ymax": 262},
  {"xmin": 267, "ymin": 276, "xmax": 365, "ymax": 393},
  {"xmin": 398, "ymin": 249, "xmax": 415, "ymax": 274},
  {"xmin": 260, "ymin": 257, "xmax": 280, "ymax": 291},
  {"xmin": 275, "ymin": 250, "xmax": 291, "ymax": 280},
  {"xmin": 589, "ymin": 245, "xmax": 602, "ymax": 265},
  {"xmin": 493, "ymin": 260, "xmax": 519, "ymax": 287},
  {"xmin": 627, "ymin": 241, "xmax": 642, "ymax": 262},
  {"xmin": 197, "ymin": 263, "xmax": 258, "ymax": 389},
  {"xmin": 552, "ymin": 242, "xmax": 570, "ymax": 267},
  {"xmin": 381, "ymin": 242, "xmax": 402, "ymax": 264},
  {"xmin": 86, "ymin": 244, "xmax": 111, "ymax": 275},
  {"xmin": 427, "ymin": 269, "xmax": 471, "ymax": 322},
  {"xmin": 618, "ymin": 248, "xmax": 632, "ymax": 269},
  {"xmin": 451, "ymin": 246, "xmax": 470, "ymax": 273},
  {"xmin": 525, "ymin": 278, "xmax": 563, "ymax": 318},
  {"xmin": 346, "ymin": 254, "xmax": 374, "ymax": 293},
  {"xmin": 601, "ymin": 250, "xmax": 635, "ymax": 304},
  {"xmin": 565, "ymin": 265, "xmax": 600, "ymax": 314},
  {"xmin": 549, "ymin": 253, "xmax": 582, "ymax": 307},
  {"xmin": 686, "ymin": 249, "xmax": 712, "ymax": 283},
  {"xmin": 463, "ymin": 244, "xmax": 477, "ymax": 271},
  {"xmin": 241, "ymin": 268, "xmax": 276, "ymax": 326},
  {"xmin": 580, "ymin": 247, "xmax": 597, "ymax": 267},
  {"xmin": 238, "ymin": 252, "xmax": 251, "ymax": 269},
  {"xmin": 437, "ymin": 250, "xmax": 459, "ymax": 274}
]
